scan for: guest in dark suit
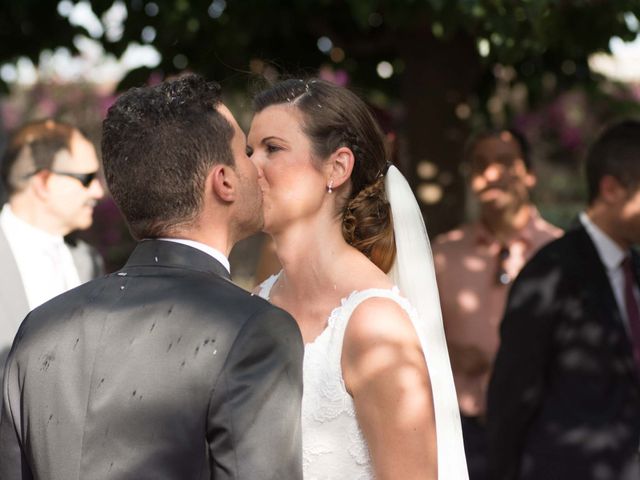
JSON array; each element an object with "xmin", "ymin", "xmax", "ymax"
[
  {"xmin": 0, "ymin": 120, "xmax": 104, "ymax": 386},
  {"xmin": 0, "ymin": 75, "xmax": 304, "ymax": 480},
  {"xmin": 487, "ymin": 119, "xmax": 640, "ymax": 480}
]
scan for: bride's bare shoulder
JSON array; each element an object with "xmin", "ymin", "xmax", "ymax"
[{"xmin": 339, "ymin": 253, "xmax": 394, "ymax": 292}]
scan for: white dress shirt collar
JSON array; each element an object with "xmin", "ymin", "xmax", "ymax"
[
  {"xmin": 1, "ymin": 203, "xmax": 65, "ymax": 246},
  {"xmin": 580, "ymin": 211, "xmax": 636, "ymax": 331},
  {"xmin": 1, "ymin": 203, "xmax": 81, "ymax": 310},
  {"xmin": 579, "ymin": 211, "xmax": 626, "ymax": 271},
  {"xmin": 157, "ymin": 238, "xmax": 230, "ymax": 274}
]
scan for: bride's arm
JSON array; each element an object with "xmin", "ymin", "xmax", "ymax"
[{"xmin": 342, "ymin": 297, "xmax": 437, "ymax": 480}]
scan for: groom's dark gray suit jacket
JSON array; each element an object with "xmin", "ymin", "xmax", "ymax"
[{"xmin": 0, "ymin": 239, "xmax": 304, "ymax": 480}]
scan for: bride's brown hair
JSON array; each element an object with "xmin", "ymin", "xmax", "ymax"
[{"xmin": 253, "ymin": 78, "xmax": 396, "ymax": 272}]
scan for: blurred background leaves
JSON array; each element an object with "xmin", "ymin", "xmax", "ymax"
[{"xmin": 2, "ymin": 0, "xmax": 640, "ymax": 276}]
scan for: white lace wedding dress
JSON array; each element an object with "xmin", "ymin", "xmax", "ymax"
[
  {"xmin": 257, "ymin": 167, "xmax": 468, "ymax": 479},
  {"xmin": 259, "ymin": 274, "xmax": 428, "ymax": 479}
]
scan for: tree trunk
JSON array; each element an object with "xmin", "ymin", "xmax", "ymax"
[{"xmin": 398, "ymin": 27, "xmax": 483, "ymax": 236}]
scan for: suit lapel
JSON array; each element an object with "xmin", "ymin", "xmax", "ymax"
[
  {"xmin": 0, "ymin": 226, "xmax": 29, "ymax": 320},
  {"xmin": 123, "ymin": 239, "xmax": 231, "ymax": 281},
  {"xmin": 631, "ymin": 248, "xmax": 640, "ymax": 287},
  {"xmin": 575, "ymin": 225, "xmax": 640, "ymax": 385}
]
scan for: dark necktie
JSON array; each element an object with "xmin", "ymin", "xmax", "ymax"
[
  {"xmin": 621, "ymin": 256, "xmax": 640, "ymax": 371},
  {"xmin": 496, "ymin": 245, "xmax": 511, "ymax": 286}
]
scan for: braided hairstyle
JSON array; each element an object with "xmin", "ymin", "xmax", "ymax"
[{"xmin": 253, "ymin": 79, "xmax": 395, "ymax": 272}]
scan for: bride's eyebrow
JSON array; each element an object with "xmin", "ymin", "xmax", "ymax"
[{"xmin": 262, "ymin": 135, "xmax": 287, "ymax": 144}]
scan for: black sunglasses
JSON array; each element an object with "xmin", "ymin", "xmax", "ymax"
[
  {"xmin": 50, "ymin": 170, "xmax": 98, "ymax": 188},
  {"xmin": 25, "ymin": 169, "xmax": 98, "ymax": 188}
]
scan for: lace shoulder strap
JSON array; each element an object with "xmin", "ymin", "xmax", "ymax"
[
  {"xmin": 325, "ymin": 287, "xmax": 418, "ymax": 360},
  {"xmin": 256, "ymin": 271, "xmax": 281, "ymax": 300}
]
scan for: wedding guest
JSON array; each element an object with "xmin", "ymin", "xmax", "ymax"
[
  {"xmin": 488, "ymin": 119, "xmax": 640, "ymax": 480},
  {"xmin": 0, "ymin": 119, "xmax": 104, "ymax": 382},
  {"xmin": 432, "ymin": 129, "xmax": 561, "ymax": 479}
]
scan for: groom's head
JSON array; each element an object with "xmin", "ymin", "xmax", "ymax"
[{"xmin": 102, "ymin": 74, "xmax": 262, "ymax": 241}]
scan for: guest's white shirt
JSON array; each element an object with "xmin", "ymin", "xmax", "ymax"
[
  {"xmin": 0, "ymin": 204, "xmax": 81, "ymax": 310},
  {"xmin": 158, "ymin": 238, "xmax": 230, "ymax": 274},
  {"xmin": 580, "ymin": 211, "xmax": 639, "ymax": 330}
]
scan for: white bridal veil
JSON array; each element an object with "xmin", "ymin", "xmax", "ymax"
[{"xmin": 386, "ymin": 166, "xmax": 469, "ymax": 479}]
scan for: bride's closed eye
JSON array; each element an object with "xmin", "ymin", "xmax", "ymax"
[{"xmin": 266, "ymin": 144, "xmax": 282, "ymax": 154}]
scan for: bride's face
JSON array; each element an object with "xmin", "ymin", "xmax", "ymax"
[{"xmin": 247, "ymin": 105, "xmax": 328, "ymax": 234}]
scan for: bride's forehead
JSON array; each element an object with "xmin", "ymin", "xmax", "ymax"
[
  {"xmin": 256, "ymin": 104, "xmax": 304, "ymax": 125},
  {"xmin": 250, "ymin": 106, "xmax": 306, "ymax": 137}
]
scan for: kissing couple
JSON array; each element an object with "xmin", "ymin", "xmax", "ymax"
[{"xmin": 0, "ymin": 74, "xmax": 468, "ymax": 479}]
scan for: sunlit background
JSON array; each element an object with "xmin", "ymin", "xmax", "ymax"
[{"xmin": 2, "ymin": 1, "xmax": 640, "ymax": 282}]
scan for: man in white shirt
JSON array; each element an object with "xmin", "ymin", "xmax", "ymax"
[
  {"xmin": 0, "ymin": 119, "xmax": 105, "ymax": 375},
  {"xmin": 488, "ymin": 120, "xmax": 640, "ymax": 480}
]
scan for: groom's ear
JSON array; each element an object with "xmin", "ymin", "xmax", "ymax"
[
  {"xmin": 208, "ymin": 164, "xmax": 236, "ymax": 203},
  {"xmin": 327, "ymin": 147, "xmax": 355, "ymax": 189}
]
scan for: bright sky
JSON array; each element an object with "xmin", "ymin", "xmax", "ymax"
[
  {"xmin": 589, "ymin": 34, "xmax": 640, "ymax": 82},
  {"xmin": 0, "ymin": 0, "xmax": 160, "ymax": 86}
]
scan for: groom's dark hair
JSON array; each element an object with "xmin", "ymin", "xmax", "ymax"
[{"xmin": 102, "ymin": 74, "xmax": 234, "ymax": 239}]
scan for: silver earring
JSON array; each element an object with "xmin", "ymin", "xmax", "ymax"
[{"xmin": 327, "ymin": 180, "xmax": 333, "ymax": 194}]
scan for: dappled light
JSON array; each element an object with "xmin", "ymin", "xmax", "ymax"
[{"xmin": 2, "ymin": 3, "xmax": 640, "ymax": 479}]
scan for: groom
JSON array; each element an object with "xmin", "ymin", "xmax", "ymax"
[{"xmin": 0, "ymin": 75, "xmax": 304, "ymax": 479}]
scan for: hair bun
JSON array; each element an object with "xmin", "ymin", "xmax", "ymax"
[{"xmin": 342, "ymin": 176, "xmax": 395, "ymax": 273}]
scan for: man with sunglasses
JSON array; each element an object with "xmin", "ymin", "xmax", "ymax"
[
  {"xmin": 0, "ymin": 119, "xmax": 105, "ymax": 384},
  {"xmin": 432, "ymin": 128, "xmax": 562, "ymax": 479}
]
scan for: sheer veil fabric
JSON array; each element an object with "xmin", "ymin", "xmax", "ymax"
[{"xmin": 386, "ymin": 166, "xmax": 469, "ymax": 479}]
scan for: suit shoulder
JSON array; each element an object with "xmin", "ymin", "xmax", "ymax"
[
  {"xmin": 175, "ymin": 272, "xmax": 298, "ymax": 329},
  {"xmin": 512, "ymin": 230, "xmax": 585, "ymax": 291},
  {"xmin": 224, "ymin": 292, "xmax": 303, "ymax": 362},
  {"xmin": 526, "ymin": 228, "xmax": 581, "ymax": 264}
]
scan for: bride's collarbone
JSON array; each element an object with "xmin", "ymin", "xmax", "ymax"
[{"xmin": 278, "ymin": 299, "xmax": 336, "ymax": 325}]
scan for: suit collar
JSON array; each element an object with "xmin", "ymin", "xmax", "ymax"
[
  {"xmin": 570, "ymin": 223, "xmax": 640, "ymax": 385},
  {"xmin": 123, "ymin": 239, "xmax": 231, "ymax": 280},
  {"xmin": 571, "ymin": 223, "xmax": 621, "ymax": 304},
  {"xmin": 579, "ymin": 212, "xmax": 627, "ymax": 271},
  {"xmin": 157, "ymin": 238, "xmax": 230, "ymax": 274}
]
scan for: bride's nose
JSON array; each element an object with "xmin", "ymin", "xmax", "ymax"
[{"xmin": 249, "ymin": 154, "xmax": 264, "ymax": 177}]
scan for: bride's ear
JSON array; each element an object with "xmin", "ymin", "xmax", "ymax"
[{"xmin": 327, "ymin": 147, "xmax": 354, "ymax": 190}]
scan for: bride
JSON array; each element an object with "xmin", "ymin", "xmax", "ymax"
[{"xmin": 247, "ymin": 78, "xmax": 467, "ymax": 479}]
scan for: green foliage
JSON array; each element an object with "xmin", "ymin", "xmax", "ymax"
[{"xmin": 2, "ymin": 1, "xmax": 639, "ymax": 101}]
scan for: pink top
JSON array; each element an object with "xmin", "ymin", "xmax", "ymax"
[{"xmin": 432, "ymin": 210, "xmax": 562, "ymax": 417}]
